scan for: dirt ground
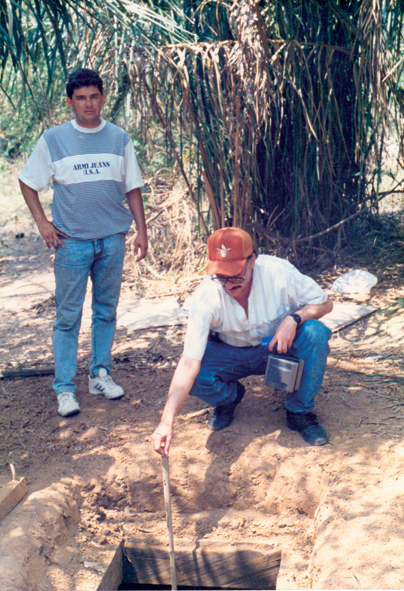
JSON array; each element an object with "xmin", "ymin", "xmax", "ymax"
[{"xmin": 1, "ymin": 164, "xmax": 404, "ymax": 591}]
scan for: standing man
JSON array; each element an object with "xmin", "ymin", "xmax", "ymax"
[
  {"xmin": 152, "ymin": 227, "xmax": 333, "ymax": 455},
  {"xmin": 19, "ymin": 68, "xmax": 147, "ymax": 417}
]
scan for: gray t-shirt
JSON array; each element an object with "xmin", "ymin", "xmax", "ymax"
[{"xmin": 19, "ymin": 119, "xmax": 144, "ymax": 240}]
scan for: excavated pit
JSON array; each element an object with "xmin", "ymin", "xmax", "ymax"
[{"xmin": 98, "ymin": 540, "xmax": 281, "ymax": 591}]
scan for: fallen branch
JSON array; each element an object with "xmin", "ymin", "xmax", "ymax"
[
  {"xmin": 0, "ymin": 366, "xmax": 54, "ymax": 380},
  {"xmin": 294, "ymin": 181, "xmax": 404, "ymax": 244}
]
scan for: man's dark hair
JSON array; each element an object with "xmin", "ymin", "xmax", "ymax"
[{"xmin": 66, "ymin": 69, "xmax": 103, "ymax": 98}]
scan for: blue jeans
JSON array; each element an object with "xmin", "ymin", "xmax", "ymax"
[
  {"xmin": 190, "ymin": 319, "xmax": 332, "ymax": 413},
  {"xmin": 52, "ymin": 234, "xmax": 125, "ymax": 394}
]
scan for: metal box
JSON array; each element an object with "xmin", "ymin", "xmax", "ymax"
[{"xmin": 264, "ymin": 354, "xmax": 304, "ymax": 393}]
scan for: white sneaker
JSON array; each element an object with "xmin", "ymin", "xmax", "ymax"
[
  {"xmin": 57, "ymin": 392, "xmax": 80, "ymax": 417},
  {"xmin": 89, "ymin": 368, "xmax": 124, "ymax": 400}
]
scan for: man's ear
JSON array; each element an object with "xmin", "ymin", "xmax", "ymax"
[
  {"xmin": 66, "ymin": 97, "xmax": 72, "ymax": 109},
  {"xmin": 250, "ymin": 253, "xmax": 257, "ymax": 269}
]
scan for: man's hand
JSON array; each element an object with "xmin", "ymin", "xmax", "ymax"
[
  {"xmin": 151, "ymin": 421, "xmax": 173, "ymax": 457},
  {"xmin": 132, "ymin": 229, "xmax": 148, "ymax": 262},
  {"xmin": 19, "ymin": 180, "xmax": 68, "ymax": 249},
  {"xmin": 37, "ymin": 219, "xmax": 68, "ymax": 250},
  {"xmin": 151, "ymin": 356, "xmax": 201, "ymax": 456},
  {"xmin": 268, "ymin": 298, "xmax": 333, "ymax": 354},
  {"xmin": 269, "ymin": 315, "xmax": 297, "ymax": 354}
]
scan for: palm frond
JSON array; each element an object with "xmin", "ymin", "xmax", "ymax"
[{"xmin": 1, "ymin": 0, "xmax": 404, "ymax": 262}]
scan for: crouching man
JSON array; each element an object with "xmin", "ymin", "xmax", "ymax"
[{"xmin": 152, "ymin": 227, "xmax": 333, "ymax": 455}]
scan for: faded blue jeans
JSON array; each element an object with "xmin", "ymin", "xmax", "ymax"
[
  {"xmin": 190, "ymin": 319, "xmax": 332, "ymax": 413},
  {"xmin": 52, "ymin": 234, "xmax": 125, "ymax": 394}
]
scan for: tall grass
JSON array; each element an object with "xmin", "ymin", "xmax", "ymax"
[
  {"xmin": 129, "ymin": 0, "xmax": 404, "ymax": 256},
  {"xmin": 1, "ymin": 0, "xmax": 404, "ymax": 260}
]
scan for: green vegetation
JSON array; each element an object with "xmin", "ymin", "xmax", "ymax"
[{"xmin": 1, "ymin": 0, "xmax": 404, "ymax": 257}]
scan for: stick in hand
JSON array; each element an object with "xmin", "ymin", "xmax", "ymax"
[{"xmin": 162, "ymin": 455, "xmax": 177, "ymax": 590}]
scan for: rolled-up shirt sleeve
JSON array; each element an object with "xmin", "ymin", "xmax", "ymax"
[
  {"xmin": 183, "ymin": 282, "xmax": 217, "ymax": 360},
  {"xmin": 288, "ymin": 264, "xmax": 328, "ymax": 309},
  {"xmin": 183, "ymin": 305, "xmax": 213, "ymax": 360}
]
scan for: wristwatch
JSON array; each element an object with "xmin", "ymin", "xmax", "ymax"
[{"xmin": 289, "ymin": 313, "xmax": 302, "ymax": 326}]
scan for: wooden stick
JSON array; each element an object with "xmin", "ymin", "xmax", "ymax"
[{"xmin": 162, "ymin": 455, "xmax": 177, "ymax": 590}]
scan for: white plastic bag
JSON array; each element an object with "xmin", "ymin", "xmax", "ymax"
[{"xmin": 330, "ymin": 269, "xmax": 378, "ymax": 294}]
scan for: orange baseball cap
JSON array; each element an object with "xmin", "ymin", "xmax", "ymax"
[{"xmin": 206, "ymin": 227, "xmax": 253, "ymax": 275}]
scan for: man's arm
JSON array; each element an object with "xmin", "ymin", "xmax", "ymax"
[
  {"xmin": 151, "ymin": 355, "xmax": 201, "ymax": 456},
  {"xmin": 269, "ymin": 297, "xmax": 333, "ymax": 353},
  {"xmin": 19, "ymin": 180, "xmax": 68, "ymax": 249},
  {"xmin": 126, "ymin": 187, "xmax": 147, "ymax": 261}
]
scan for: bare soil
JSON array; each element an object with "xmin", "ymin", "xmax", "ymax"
[{"xmin": 1, "ymin": 164, "xmax": 404, "ymax": 590}]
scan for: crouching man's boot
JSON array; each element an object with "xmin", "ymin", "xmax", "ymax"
[{"xmin": 286, "ymin": 410, "xmax": 328, "ymax": 446}]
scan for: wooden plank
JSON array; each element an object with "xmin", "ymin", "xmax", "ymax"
[
  {"xmin": 124, "ymin": 541, "xmax": 281, "ymax": 590},
  {"xmin": 97, "ymin": 541, "xmax": 123, "ymax": 591},
  {"xmin": 321, "ymin": 303, "xmax": 377, "ymax": 333},
  {"xmin": 0, "ymin": 478, "xmax": 28, "ymax": 522}
]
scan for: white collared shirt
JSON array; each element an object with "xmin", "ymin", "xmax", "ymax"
[{"xmin": 183, "ymin": 255, "xmax": 328, "ymax": 360}]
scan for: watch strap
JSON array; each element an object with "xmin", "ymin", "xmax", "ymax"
[{"xmin": 289, "ymin": 313, "xmax": 302, "ymax": 325}]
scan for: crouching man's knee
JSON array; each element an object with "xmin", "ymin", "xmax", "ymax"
[
  {"xmin": 293, "ymin": 318, "xmax": 332, "ymax": 357},
  {"xmin": 302, "ymin": 318, "xmax": 332, "ymax": 342}
]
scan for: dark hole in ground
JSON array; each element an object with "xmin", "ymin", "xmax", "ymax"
[
  {"xmin": 118, "ymin": 584, "xmax": 248, "ymax": 590},
  {"xmin": 99, "ymin": 541, "xmax": 280, "ymax": 591},
  {"xmin": 115, "ymin": 546, "xmax": 279, "ymax": 591}
]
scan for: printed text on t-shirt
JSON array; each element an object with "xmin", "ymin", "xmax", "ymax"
[{"xmin": 73, "ymin": 162, "xmax": 111, "ymax": 175}]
